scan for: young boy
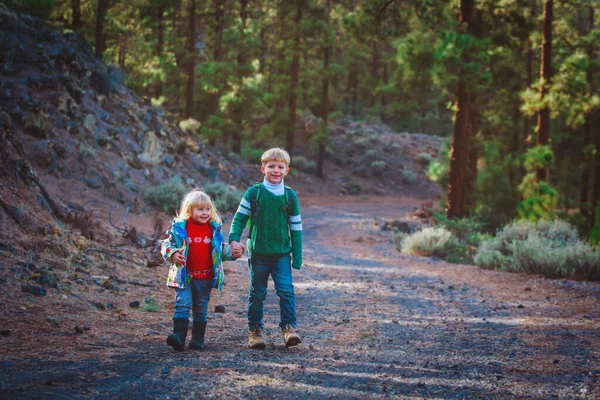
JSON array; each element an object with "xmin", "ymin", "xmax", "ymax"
[{"xmin": 229, "ymin": 148, "xmax": 303, "ymax": 349}]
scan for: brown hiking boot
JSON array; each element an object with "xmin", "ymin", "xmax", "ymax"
[
  {"xmin": 248, "ymin": 328, "xmax": 266, "ymax": 349},
  {"xmin": 282, "ymin": 324, "xmax": 301, "ymax": 347}
]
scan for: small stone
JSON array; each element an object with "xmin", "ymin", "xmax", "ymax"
[
  {"xmin": 0, "ymin": 330, "xmax": 10, "ymax": 337},
  {"xmin": 74, "ymin": 326, "xmax": 84, "ymax": 334},
  {"xmin": 101, "ymin": 280, "xmax": 115, "ymax": 290},
  {"xmin": 342, "ymin": 318, "xmax": 350, "ymax": 323},
  {"xmin": 214, "ymin": 305, "xmax": 225, "ymax": 313},
  {"xmin": 517, "ymin": 304, "xmax": 524, "ymax": 309},
  {"xmin": 524, "ymin": 287, "xmax": 532, "ymax": 291},
  {"xmin": 83, "ymin": 325, "xmax": 90, "ymax": 331},
  {"xmin": 161, "ymin": 367, "xmax": 169, "ymax": 374},
  {"xmin": 46, "ymin": 316, "xmax": 59, "ymax": 326},
  {"xmin": 129, "ymin": 301, "xmax": 140, "ymax": 308}
]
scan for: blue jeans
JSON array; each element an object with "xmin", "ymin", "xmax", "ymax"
[
  {"xmin": 248, "ymin": 254, "xmax": 296, "ymax": 330},
  {"xmin": 173, "ymin": 279, "xmax": 213, "ymax": 322}
]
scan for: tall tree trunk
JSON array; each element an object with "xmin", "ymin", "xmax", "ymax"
[
  {"xmin": 232, "ymin": 0, "xmax": 249, "ymax": 155},
  {"xmin": 209, "ymin": 0, "xmax": 224, "ymax": 116},
  {"xmin": 316, "ymin": 0, "xmax": 331, "ymax": 179},
  {"xmin": 95, "ymin": 0, "xmax": 110, "ymax": 59},
  {"xmin": 370, "ymin": 44, "xmax": 379, "ymax": 107},
  {"xmin": 118, "ymin": 39, "xmax": 126, "ymax": 70},
  {"xmin": 348, "ymin": 63, "xmax": 358, "ymax": 116},
  {"xmin": 185, "ymin": 0, "xmax": 196, "ymax": 118},
  {"xmin": 287, "ymin": 3, "xmax": 303, "ymax": 158},
  {"xmin": 593, "ymin": 115, "xmax": 600, "ymax": 218},
  {"xmin": 536, "ymin": 0, "xmax": 553, "ymax": 183},
  {"xmin": 446, "ymin": 0, "xmax": 475, "ymax": 219},
  {"xmin": 156, "ymin": 6, "xmax": 164, "ymax": 99},
  {"xmin": 523, "ymin": 0, "xmax": 537, "ymax": 150},
  {"xmin": 581, "ymin": 6, "xmax": 594, "ymax": 224},
  {"xmin": 72, "ymin": 0, "xmax": 81, "ymax": 31}
]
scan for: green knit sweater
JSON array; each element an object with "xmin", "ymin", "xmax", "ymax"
[{"xmin": 229, "ymin": 184, "xmax": 303, "ymax": 269}]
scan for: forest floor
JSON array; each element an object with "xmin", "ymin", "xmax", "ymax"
[{"xmin": 1, "ymin": 196, "xmax": 599, "ymax": 399}]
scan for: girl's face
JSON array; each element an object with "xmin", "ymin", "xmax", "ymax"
[{"xmin": 191, "ymin": 204, "xmax": 211, "ymax": 224}]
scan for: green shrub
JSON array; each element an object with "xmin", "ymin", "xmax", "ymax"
[
  {"xmin": 432, "ymin": 211, "xmax": 486, "ymax": 244},
  {"xmin": 144, "ymin": 176, "xmax": 187, "ymax": 214},
  {"xmin": 475, "ymin": 219, "xmax": 600, "ymax": 280},
  {"xmin": 401, "ymin": 227, "xmax": 460, "ymax": 258},
  {"xmin": 370, "ymin": 160, "xmax": 387, "ymax": 176},
  {"xmin": 590, "ymin": 205, "xmax": 600, "ymax": 245},
  {"xmin": 293, "ymin": 155, "xmax": 316, "ymax": 174},
  {"xmin": 179, "ymin": 118, "xmax": 201, "ymax": 135},
  {"xmin": 141, "ymin": 297, "xmax": 161, "ymax": 312},
  {"xmin": 202, "ymin": 182, "xmax": 242, "ymax": 214},
  {"xmin": 21, "ymin": 0, "xmax": 54, "ymax": 18},
  {"xmin": 402, "ymin": 169, "xmax": 417, "ymax": 184},
  {"xmin": 341, "ymin": 182, "xmax": 363, "ymax": 195},
  {"xmin": 366, "ymin": 149, "xmax": 377, "ymax": 158},
  {"xmin": 418, "ymin": 152, "xmax": 433, "ymax": 164},
  {"xmin": 78, "ymin": 144, "xmax": 96, "ymax": 158},
  {"xmin": 241, "ymin": 147, "xmax": 263, "ymax": 163}
]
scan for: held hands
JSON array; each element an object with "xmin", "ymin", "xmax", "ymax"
[{"xmin": 230, "ymin": 241, "xmax": 246, "ymax": 259}]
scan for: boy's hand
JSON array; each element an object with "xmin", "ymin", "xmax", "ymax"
[
  {"xmin": 172, "ymin": 250, "xmax": 186, "ymax": 265},
  {"xmin": 230, "ymin": 241, "xmax": 245, "ymax": 258}
]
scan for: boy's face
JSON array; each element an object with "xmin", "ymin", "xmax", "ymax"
[
  {"xmin": 261, "ymin": 160, "xmax": 290, "ymax": 185},
  {"xmin": 191, "ymin": 205, "xmax": 211, "ymax": 224}
]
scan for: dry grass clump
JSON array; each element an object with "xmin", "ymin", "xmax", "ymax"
[{"xmin": 475, "ymin": 219, "xmax": 600, "ymax": 280}]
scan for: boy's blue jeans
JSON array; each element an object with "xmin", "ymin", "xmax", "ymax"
[
  {"xmin": 173, "ymin": 278, "xmax": 212, "ymax": 322},
  {"xmin": 248, "ymin": 254, "xmax": 296, "ymax": 330}
]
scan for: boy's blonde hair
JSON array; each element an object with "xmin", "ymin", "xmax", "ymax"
[
  {"xmin": 261, "ymin": 147, "xmax": 291, "ymax": 166},
  {"xmin": 176, "ymin": 189, "xmax": 222, "ymax": 224}
]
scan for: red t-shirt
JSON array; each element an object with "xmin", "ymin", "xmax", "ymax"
[{"xmin": 185, "ymin": 219, "xmax": 213, "ymax": 280}]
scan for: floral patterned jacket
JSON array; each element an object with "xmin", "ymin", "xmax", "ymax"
[{"xmin": 160, "ymin": 218, "xmax": 231, "ymax": 293}]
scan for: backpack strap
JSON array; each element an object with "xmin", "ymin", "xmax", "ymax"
[{"xmin": 247, "ymin": 183, "xmax": 262, "ymax": 239}]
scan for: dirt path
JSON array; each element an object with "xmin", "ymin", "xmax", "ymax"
[{"xmin": 1, "ymin": 199, "xmax": 599, "ymax": 399}]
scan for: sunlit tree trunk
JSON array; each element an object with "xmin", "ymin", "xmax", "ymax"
[
  {"xmin": 118, "ymin": 39, "xmax": 126, "ymax": 70},
  {"xmin": 95, "ymin": 0, "xmax": 110, "ymax": 59},
  {"xmin": 536, "ymin": 0, "xmax": 553, "ymax": 183},
  {"xmin": 446, "ymin": 0, "xmax": 475, "ymax": 219},
  {"xmin": 185, "ymin": 0, "xmax": 196, "ymax": 118},
  {"xmin": 287, "ymin": 2, "xmax": 302, "ymax": 158}
]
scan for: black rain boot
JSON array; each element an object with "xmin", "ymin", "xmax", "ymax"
[
  {"xmin": 166, "ymin": 318, "xmax": 189, "ymax": 351},
  {"xmin": 187, "ymin": 321, "xmax": 207, "ymax": 350}
]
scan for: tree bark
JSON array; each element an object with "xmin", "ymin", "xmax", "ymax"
[
  {"xmin": 316, "ymin": 0, "xmax": 331, "ymax": 179},
  {"xmin": 446, "ymin": 0, "xmax": 475, "ymax": 219},
  {"xmin": 156, "ymin": 6, "xmax": 164, "ymax": 99},
  {"xmin": 185, "ymin": 0, "xmax": 196, "ymax": 118},
  {"xmin": 523, "ymin": 0, "xmax": 537, "ymax": 150},
  {"xmin": 232, "ymin": 0, "xmax": 249, "ymax": 155},
  {"xmin": 72, "ymin": 0, "xmax": 82, "ymax": 31},
  {"xmin": 209, "ymin": 0, "xmax": 225, "ymax": 116},
  {"xmin": 95, "ymin": 0, "xmax": 110, "ymax": 59},
  {"xmin": 593, "ymin": 114, "xmax": 600, "ymax": 218},
  {"xmin": 536, "ymin": 0, "xmax": 553, "ymax": 183},
  {"xmin": 581, "ymin": 6, "xmax": 594, "ymax": 224},
  {"xmin": 118, "ymin": 39, "xmax": 126, "ymax": 70},
  {"xmin": 287, "ymin": 2, "xmax": 303, "ymax": 159}
]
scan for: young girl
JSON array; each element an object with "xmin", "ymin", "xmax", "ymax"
[{"xmin": 160, "ymin": 189, "xmax": 244, "ymax": 351}]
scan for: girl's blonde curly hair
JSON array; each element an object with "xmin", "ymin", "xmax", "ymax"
[{"xmin": 176, "ymin": 189, "xmax": 222, "ymax": 224}]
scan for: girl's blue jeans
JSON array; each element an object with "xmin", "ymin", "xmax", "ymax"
[
  {"xmin": 248, "ymin": 254, "xmax": 296, "ymax": 330},
  {"xmin": 173, "ymin": 278, "xmax": 213, "ymax": 322}
]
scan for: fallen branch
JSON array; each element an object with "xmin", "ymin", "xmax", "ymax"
[{"xmin": 110, "ymin": 275, "xmax": 154, "ymax": 287}]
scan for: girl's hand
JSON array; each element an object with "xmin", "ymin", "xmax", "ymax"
[{"xmin": 172, "ymin": 250, "xmax": 186, "ymax": 265}]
